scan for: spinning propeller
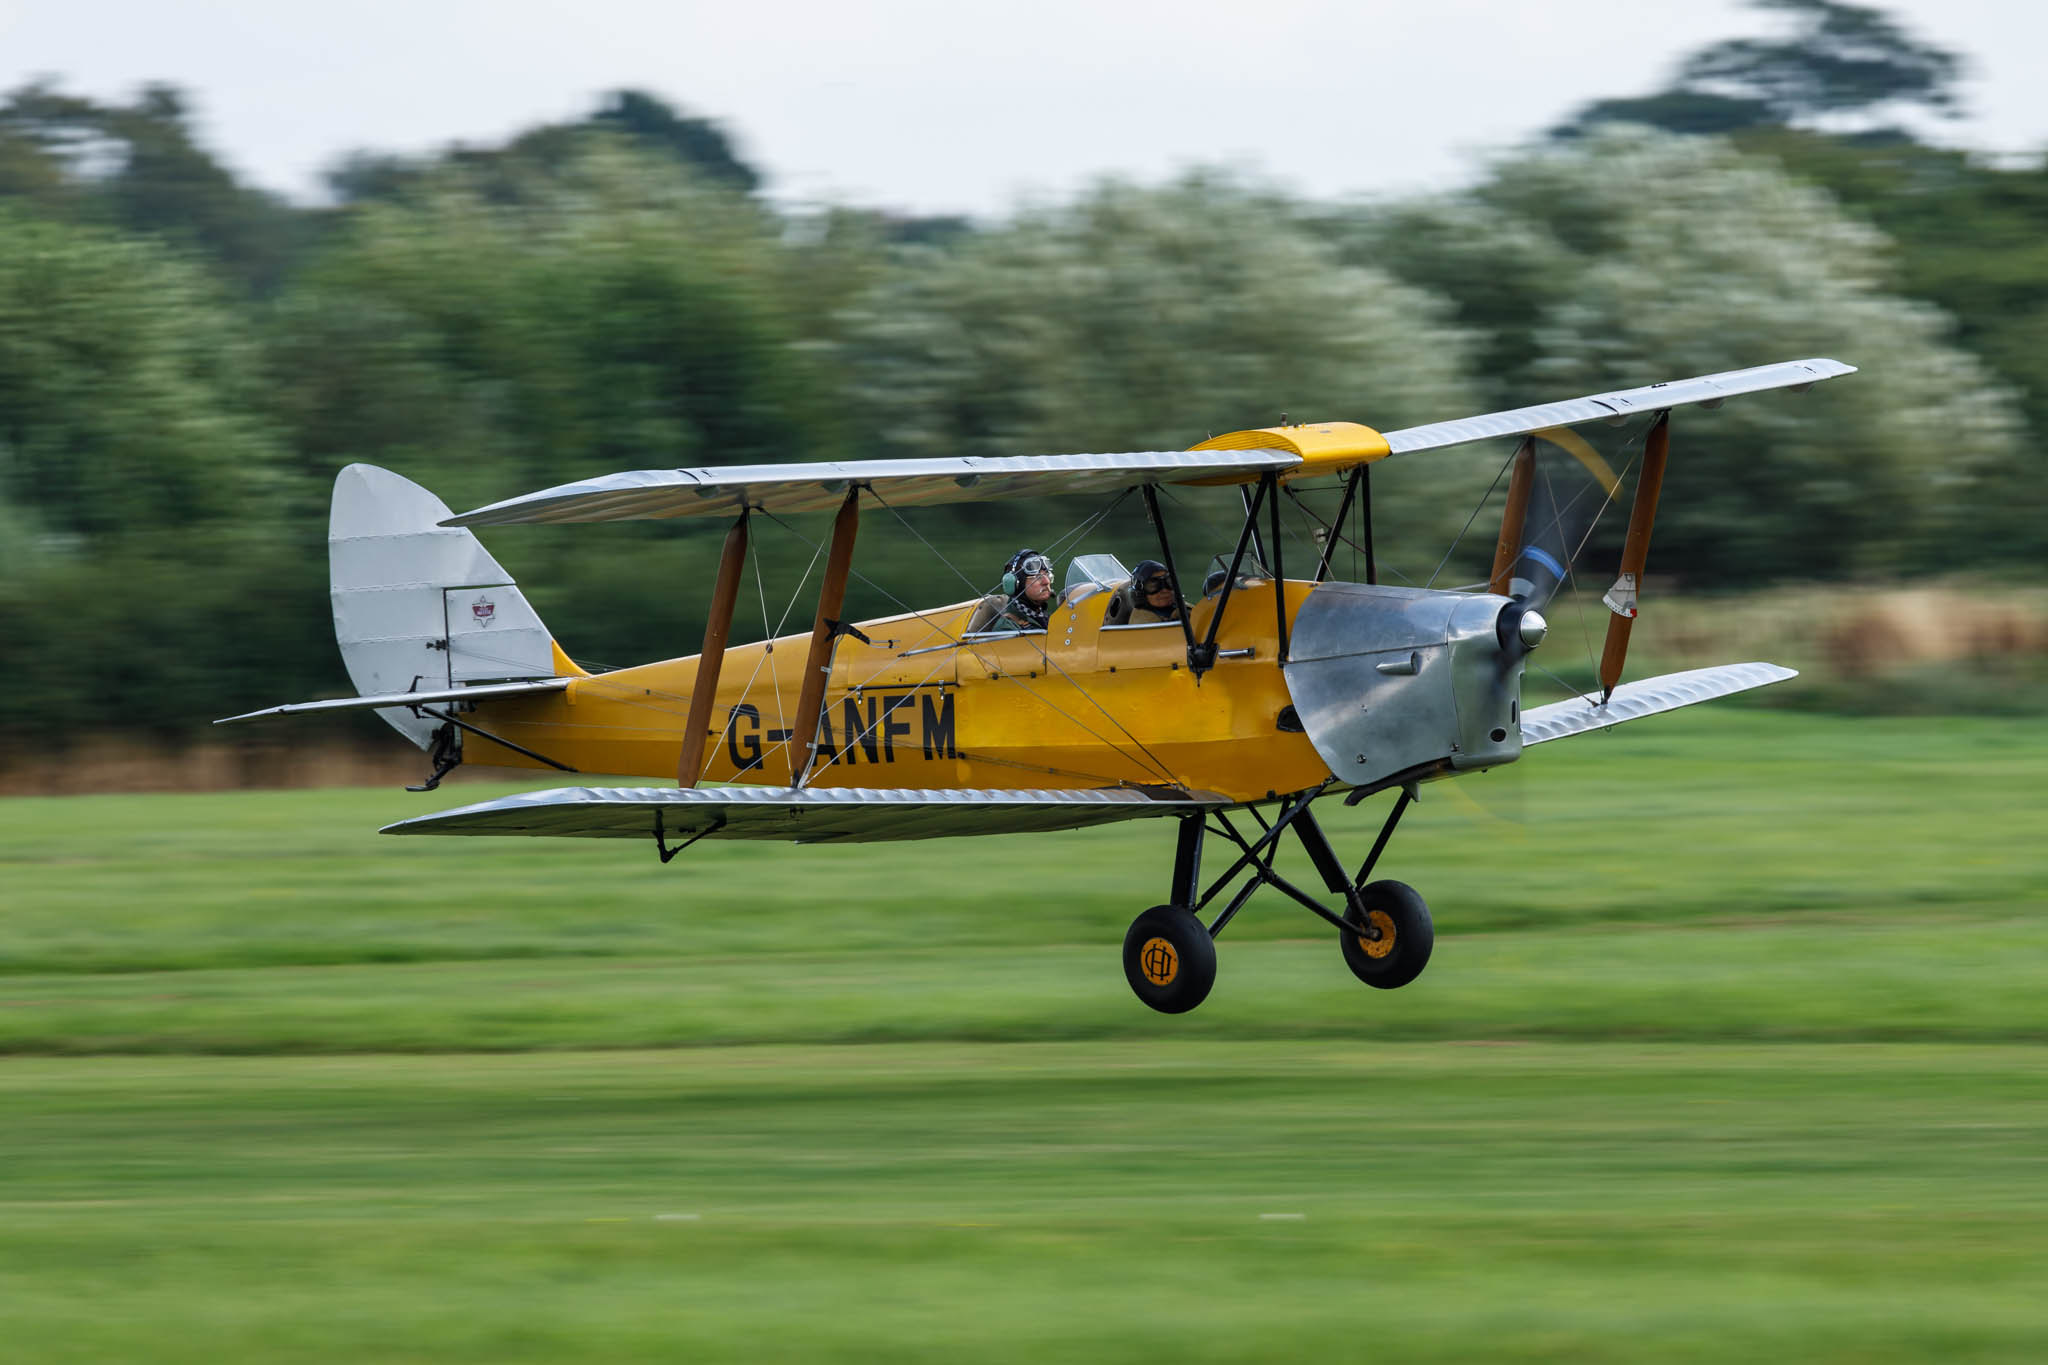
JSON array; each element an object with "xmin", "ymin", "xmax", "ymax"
[
  {"xmin": 1486, "ymin": 426, "xmax": 1624, "ymax": 666},
  {"xmin": 1450, "ymin": 423, "xmax": 1638, "ymax": 830}
]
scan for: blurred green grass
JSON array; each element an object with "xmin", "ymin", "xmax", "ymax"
[
  {"xmin": 4, "ymin": 711, "xmax": 2040, "ymax": 978},
  {"xmin": 2, "ymin": 919, "xmax": 2043, "ymax": 1054},
  {"xmin": 1, "ymin": 710, "xmax": 2044, "ymax": 1361},
  {"xmin": 2, "ymin": 1045, "xmax": 2044, "ymax": 1362}
]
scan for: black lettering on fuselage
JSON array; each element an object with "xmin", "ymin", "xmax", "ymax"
[
  {"xmin": 728, "ymin": 687, "xmax": 954, "ymax": 772},
  {"xmin": 880, "ymin": 694, "xmax": 913, "ymax": 761},
  {"xmin": 841, "ymin": 696, "xmax": 879, "ymax": 765},
  {"xmin": 921, "ymin": 692, "xmax": 956, "ymax": 760},
  {"xmin": 727, "ymin": 703, "xmax": 762, "ymax": 771}
]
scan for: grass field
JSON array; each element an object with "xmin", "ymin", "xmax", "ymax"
[{"xmin": 2, "ymin": 711, "xmax": 2045, "ymax": 1361}]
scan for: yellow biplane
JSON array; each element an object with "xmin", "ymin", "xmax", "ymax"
[{"xmin": 224, "ymin": 358, "xmax": 1852, "ymax": 1013}]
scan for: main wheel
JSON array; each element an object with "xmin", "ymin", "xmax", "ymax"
[
  {"xmin": 1122, "ymin": 905, "xmax": 1217, "ymax": 1014},
  {"xmin": 1340, "ymin": 880, "xmax": 1433, "ymax": 990}
]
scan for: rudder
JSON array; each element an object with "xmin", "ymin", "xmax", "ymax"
[{"xmin": 330, "ymin": 464, "xmax": 570, "ymax": 749}]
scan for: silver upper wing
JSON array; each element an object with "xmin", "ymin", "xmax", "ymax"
[
  {"xmin": 383, "ymin": 784, "xmax": 1219, "ymax": 842},
  {"xmin": 1520, "ymin": 663, "xmax": 1798, "ymax": 747},
  {"xmin": 440, "ymin": 358, "xmax": 1854, "ymax": 528},
  {"xmin": 1381, "ymin": 359, "xmax": 1854, "ymax": 456},
  {"xmin": 442, "ymin": 450, "xmax": 1298, "ymax": 527}
]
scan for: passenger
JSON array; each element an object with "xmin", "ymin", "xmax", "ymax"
[{"xmin": 1128, "ymin": 559, "xmax": 1185, "ymax": 623}]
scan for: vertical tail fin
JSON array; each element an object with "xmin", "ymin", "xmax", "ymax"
[{"xmin": 330, "ymin": 464, "xmax": 574, "ymax": 749}]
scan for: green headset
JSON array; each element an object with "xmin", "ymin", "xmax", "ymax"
[{"xmin": 1001, "ymin": 549, "xmax": 1052, "ymax": 596}]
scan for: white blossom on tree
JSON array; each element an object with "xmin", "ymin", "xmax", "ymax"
[{"xmin": 1338, "ymin": 128, "xmax": 2022, "ymax": 581}]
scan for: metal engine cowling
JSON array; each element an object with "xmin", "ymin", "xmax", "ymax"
[{"xmin": 1281, "ymin": 583, "xmax": 1527, "ymax": 793}]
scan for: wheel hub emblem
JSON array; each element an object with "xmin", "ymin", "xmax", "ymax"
[
  {"xmin": 1140, "ymin": 936, "xmax": 1179, "ymax": 985},
  {"xmin": 1359, "ymin": 909, "xmax": 1397, "ymax": 959}
]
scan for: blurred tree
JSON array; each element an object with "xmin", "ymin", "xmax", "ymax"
[
  {"xmin": 327, "ymin": 89, "xmax": 761, "ymax": 205},
  {"xmin": 590, "ymin": 90, "xmax": 758, "ymax": 193},
  {"xmin": 0, "ymin": 536, "xmax": 332, "ymax": 744},
  {"xmin": 280, "ymin": 139, "xmax": 831, "ymax": 494},
  {"xmin": 0, "ymin": 204, "xmax": 330, "ymax": 745},
  {"xmin": 269, "ymin": 139, "xmax": 848, "ymax": 667},
  {"xmin": 836, "ymin": 174, "xmax": 1489, "ymax": 574},
  {"xmin": 0, "ymin": 206, "xmax": 286, "ymax": 539},
  {"xmin": 1543, "ymin": 3, "xmax": 2044, "ymax": 567},
  {"xmin": 1728, "ymin": 131, "xmax": 2048, "ymax": 561},
  {"xmin": 1329, "ymin": 129, "xmax": 2022, "ymax": 583},
  {"xmin": 1681, "ymin": 0, "xmax": 1963, "ymax": 123},
  {"xmin": 1558, "ymin": 0, "xmax": 1964, "ymax": 139},
  {"xmin": 840, "ymin": 174, "xmax": 1477, "ymax": 456},
  {"xmin": 0, "ymin": 79, "xmax": 311, "ymax": 293},
  {"xmin": 11, "ymin": 61, "xmax": 2041, "ymax": 756}
]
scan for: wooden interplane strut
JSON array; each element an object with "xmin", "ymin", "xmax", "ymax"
[
  {"xmin": 1489, "ymin": 438, "xmax": 1537, "ymax": 597},
  {"xmin": 792, "ymin": 488, "xmax": 861, "ymax": 787},
  {"xmin": 1599, "ymin": 411, "xmax": 1671, "ymax": 701},
  {"xmin": 677, "ymin": 509, "xmax": 750, "ymax": 787}
]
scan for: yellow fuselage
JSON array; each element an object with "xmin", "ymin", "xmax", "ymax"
[{"xmin": 469, "ymin": 580, "xmax": 1332, "ymax": 803}]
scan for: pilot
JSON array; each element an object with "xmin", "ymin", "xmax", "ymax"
[
  {"xmin": 1128, "ymin": 560, "xmax": 1185, "ymax": 623},
  {"xmin": 999, "ymin": 549, "xmax": 1056, "ymax": 631},
  {"xmin": 965, "ymin": 548, "xmax": 1055, "ymax": 634}
]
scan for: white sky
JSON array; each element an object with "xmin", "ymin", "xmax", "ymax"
[{"xmin": 1, "ymin": 1, "xmax": 2043, "ymax": 216}]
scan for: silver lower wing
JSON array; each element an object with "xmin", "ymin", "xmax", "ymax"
[
  {"xmin": 1520, "ymin": 663, "xmax": 1796, "ymax": 746},
  {"xmin": 383, "ymin": 785, "xmax": 1218, "ymax": 843}
]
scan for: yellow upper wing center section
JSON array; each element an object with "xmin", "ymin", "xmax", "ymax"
[{"xmin": 1190, "ymin": 421, "xmax": 1391, "ymax": 483}]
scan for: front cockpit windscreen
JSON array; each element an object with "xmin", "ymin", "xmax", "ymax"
[{"xmin": 1063, "ymin": 554, "xmax": 1131, "ymax": 602}]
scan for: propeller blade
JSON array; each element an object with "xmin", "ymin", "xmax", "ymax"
[{"xmin": 1506, "ymin": 430, "xmax": 1621, "ymax": 613}]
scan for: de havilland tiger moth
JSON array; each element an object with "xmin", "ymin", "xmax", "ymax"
[{"xmin": 223, "ymin": 358, "xmax": 1853, "ymax": 1013}]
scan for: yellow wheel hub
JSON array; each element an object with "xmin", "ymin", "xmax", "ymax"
[
  {"xmin": 1139, "ymin": 936, "xmax": 1180, "ymax": 985},
  {"xmin": 1358, "ymin": 909, "xmax": 1396, "ymax": 960}
]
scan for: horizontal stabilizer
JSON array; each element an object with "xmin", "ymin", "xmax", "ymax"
[
  {"xmin": 1520, "ymin": 662, "xmax": 1797, "ymax": 747},
  {"xmin": 217, "ymin": 677, "xmax": 570, "ymax": 726},
  {"xmin": 383, "ymin": 784, "xmax": 1217, "ymax": 843}
]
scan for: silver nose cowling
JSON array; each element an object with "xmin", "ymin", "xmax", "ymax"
[
  {"xmin": 1494, "ymin": 600, "xmax": 1548, "ymax": 654},
  {"xmin": 1282, "ymin": 583, "xmax": 1530, "ymax": 793}
]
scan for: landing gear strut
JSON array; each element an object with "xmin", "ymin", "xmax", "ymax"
[{"xmin": 1120, "ymin": 783, "xmax": 1429, "ymax": 1014}]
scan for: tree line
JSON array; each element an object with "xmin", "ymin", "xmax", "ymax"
[{"xmin": 1, "ymin": 0, "xmax": 2040, "ymax": 750}]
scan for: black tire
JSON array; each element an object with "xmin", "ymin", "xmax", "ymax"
[
  {"xmin": 1340, "ymin": 880, "xmax": 1433, "ymax": 990},
  {"xmin": 1122, "ymin": 904, "xmax": 1217, "ymax": 1014}
]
